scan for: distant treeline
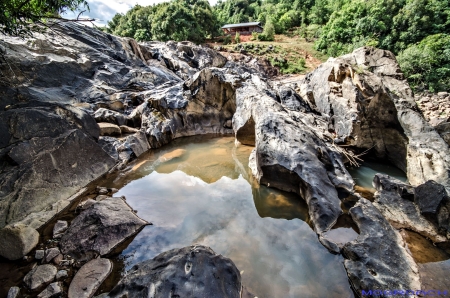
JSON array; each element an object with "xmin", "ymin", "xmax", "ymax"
[{"xmin": 107, "ymin": 0, "xmax": 449, "ymax": 91}]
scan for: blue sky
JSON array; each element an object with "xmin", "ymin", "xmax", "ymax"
[{"xmin": 63, "ymin": 0, "xmax": 218, "ymax": 26}]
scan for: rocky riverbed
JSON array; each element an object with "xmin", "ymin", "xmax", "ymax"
[{"xmin": 1, "ymin": 22, "xmax": 450, "ymax": 298}]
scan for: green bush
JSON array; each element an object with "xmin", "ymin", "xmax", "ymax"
[
  {"xmin": 251, "ymin": 31, "xmax": 259, "ymax": 41},
  {"xmin": 398, "ymin": 34, "xmax": 450, "ymax": 92},
  {"xmin": 261, "ymin": 19, "xmax": 275, "ymax": 41},
  {"xmin": 269, "ymin": 56, "xmax": 306, "ymax": 74},
  {"xmin": 235, "ymin": 32, "xmax": 241, "ymax": 43},
  {"xmin": 222, "ymin": 35, "xmax": 232, "ymax": 45}
]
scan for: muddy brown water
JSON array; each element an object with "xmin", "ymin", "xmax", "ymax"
[{"xmin": 1, "ymin": 135, "xmax": 449, "ymax": 298}]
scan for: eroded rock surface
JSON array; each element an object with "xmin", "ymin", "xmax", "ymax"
[
  {"xmin": 0, "ymin": 224, "xmax": 39, "ymax": 260},
  {"xmin": 23, "ymin": 264, "xmax": 57, "ymax": 291},
  {"xmin": 68, "ymin": 258, "xmax": 112, "ymax": 298},
  {"xmin": 60, "ymin": 197, "xmax": 148, "ymax": 261},
  {"xmin": 299, "ymin": 47, "xmax": 450, "ymax": 190},
  {"xmin": 107, "ymin": 245, "xmax": 241, "ymax": 298},
  {"xmin": 342, "ymin": 199, "xmax": 421, "ymax": 295}
]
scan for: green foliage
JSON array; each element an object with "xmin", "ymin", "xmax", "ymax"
[
  {"xmin": 251, "ymin": 31, "xmax": 259, "ymax": 40},
  {"xmin": 259, "ymin": 18, "xmax": 274, "ymax": 41},
  {"xmin": 235, "ymin": 32, "xmax": 240, "ymax": 43},
  {"xmin": 107, "ymin": 0, "xmax": 216, "ymax": 43},
  {"xmin": 270, "ymin": 56, "xmax": 305, "ymax": 74},
  {"xmin": 222, "ymin": 34, "xmax": 231, "ymax": 44},
  {"xmin": 398, "ymin": 34, "xmax": 450, "ymax": 92},
  {"xmin": 1, "ymin": 0, "xmax": 89, "ymax": 37}
]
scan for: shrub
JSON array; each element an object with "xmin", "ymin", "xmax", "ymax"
[
  {"xmin": 235, "ymin": 32, "xmax": 241, "ymax": 43},
  {"xmin": 222, "ymin": 35, "xmax": 232, "ymax": 45}
]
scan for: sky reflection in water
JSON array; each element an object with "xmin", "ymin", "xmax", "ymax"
[{"xmin": 112, "ymin": 136, "xmax": 354, "ymax": 298}]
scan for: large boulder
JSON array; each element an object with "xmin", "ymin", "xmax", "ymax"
[
  {"xmin": 299, "ymin": 47, "xmax": 450, "ymax": 191},
  {"xmin": 233, "ymin": 75, "xmax": 354, "ymax": 233},
  {"xmin": 0, "ymin": 224, "xmax": 39, "ymax": 260},
  {"xmin": 60, "ymin": 197, "xmax": 148, "ymax": 261},
  {"xmin": 0, "ymin": 102, "xmax": 115, "ymax": 229},
  {"xmin": 107, "ymin": 245, "xmax": 241, "ymax": 298},
  {"xmin": 342, "ymin": 199, "xmax": 421, "ymax": 295}
]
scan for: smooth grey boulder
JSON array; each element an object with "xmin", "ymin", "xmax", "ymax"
[
  {"xmin": 234, "ymin": 76, "xmax": 354, "ymax": 233},
  {"xmin": 23, "ymin": 264, "xmax": 57, "ymax": 291},
  {"xmin": 6, "ymin": 286, "xmax": 20, "ymax": 298},
  {"xmin": 107, "ymin": 245, "xmax": 241, "ymax": 298},
  {"xmin": 342, "ymin": 199, "xmax": 420, "ymax": 295},
  {"xmin": 299, "ymin": 47, "xmax": 450, "ymax": 191},
  {"xmin": 37, "ymin": 282, "xmax": 62, "ymax": 298},
  {"xmin": 68, "ymin": 258, "xmax": 112, "ymax": 298},
  {"xmin": 0, "ymin": 224, "xmax": 39, "ymax": 260},
  {"xmin": 60, "ymin": 197, "xmax": 148, "ymax": 261},
  {"xmin": 373, "ymin": 174, "xmax": 446, "ymax": 243}
]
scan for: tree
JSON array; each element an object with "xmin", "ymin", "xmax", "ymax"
[{"xmin": 1, "ymin": 0, "xmax": 90, "ymax": 37}]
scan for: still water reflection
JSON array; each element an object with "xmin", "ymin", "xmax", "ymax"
[{"xmin": 105, "ymin": 136, "xmax": 354, "ymax": 298}]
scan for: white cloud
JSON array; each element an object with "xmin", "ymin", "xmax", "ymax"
[{"xmin": 63, "ymin": 0, "xmax": 217, "ymax": 26}]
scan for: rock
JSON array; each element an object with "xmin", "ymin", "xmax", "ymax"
[
  {"xmin": 342, "ymin": 199, "xmax": 420, "ymax": 295},
  {"xmin": 98, "ymin": 123, "xmax": 121, "ymax": 136},
  {"xmin": 318, "ymin": 236, "xmax": 340, "ymax": 254},
  {"xmin": 429, "ymin": 117, "xmax": 447, "ymax": 127},
  {"xmin": 0, "ymin": 224, "xmax": 39, "ymax": 260},
  {"xmin": 415, "ymin": 180, "xmax": 450, "ymax": 237},
  {"xmin": 107, "ymin": 245, "xmax": 241, "ymax": 298},
  {"xmin": 0, "ymin": 103, "xmax": 115, "ymax": 230},
  {"xmin": 37, "ymin": 282, "xmax": 62, "ymax": 298},
  {"xmin": 53, "ymin": 220, "xmax": 68, "ymax": 238},
  {"xmin": 35, "ymin": 250, "xmax": 45, "ymax": 260},
  {"xmin": 68, "ymin": 258, "xmax": 112, "ymax": 298},
  {"xmin": 78, "ymin": 198, "xmax": 97, "ymax": 210},
  {"xmin": 233, "ymin": 77, "xmax": 353, "ymax": 233},
  {"xmin": 96, "ymin": 186, "xmax": 109, "ymax": 195},
  {"xmin": 298, "ymin": 47, "xmax": 450, "ymax": 191},
  {"xmin": 94, "ymin": 108, "xmax": 127, "ymax": 126},
  {"xmin": 158, "ymin": 149, "xmax": 186, "ymax": 162},
  {"xmin": 60, "ymin": 197, "xmax": 148, "ymax": 261},
  {"xmin": 6, "ymin": 286, "xmax": 20, "ymax": 298},
  {"xmin": 44, "ymin": 247, "xmax": 61, "ymax": 264},
  {"xmin": 438, "ymin": 91, "xmax": 448, "ymax": 98},
  {"xmin": 23, "ymin": 264, "xmax": 57, "ymax": 290},
  {"xmin": 373, "ymin": 174, "xmax": 446, "ymax": 243},
  {"xmin": 53, "ymin": 254, "xmax": 63, "ymax": 265},
  {"xmin": 118, "ymin": 131, "xmax": 150, "ymax": 158},
  {"xmin": 119, "ymin": 125, "xmax": 138, "ymax": 134},
  {"xmin": 56, "ymin": 270, "xmax": 68, "ymax": 280}
]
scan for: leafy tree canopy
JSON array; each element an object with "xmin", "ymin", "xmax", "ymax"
[{"xmin": 1, "ymin": 0, "xmax": 89, "ymax": 37}]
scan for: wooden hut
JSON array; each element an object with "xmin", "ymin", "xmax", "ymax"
[{"xmin": 221, "ymin": 22, "xmax": 263, "ymax": 35}]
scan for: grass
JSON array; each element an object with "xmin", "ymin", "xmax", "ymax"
[{"xmin": 209, "ymin": 34, "xmax": 328, "ymax": 75}]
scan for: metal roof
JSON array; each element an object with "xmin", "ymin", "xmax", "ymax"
[{"xmin": 221, "ymin": 22, "xmax": 262, "ymax": 29}]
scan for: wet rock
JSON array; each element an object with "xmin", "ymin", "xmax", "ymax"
[
  {"xmin": 44, "ymin": 247, "xmax": 61, "ymax": 264},
  {"xmin": 35, "ymin": 250, "xmax": 45, "ymax": 260},
  {"xmin": 319, "ymin": 236, "xmax": 340, "ymax": 254},
  {"xmin": 53, "ymin": 220, "xmax": 68, "ymax": 238},
  {"xmin": 107, "ymin": 245, "xmax": 241, "ymax": 298},
  {"xmin": 68, "ymin": 258, "xmax": 112, "ymax": 298},
  {"xmin": 37, "ymin": 282, "xmax": 62, "ymax": 298},
  {"xmin": 60, "ymin": 197, "xmax": 148, "ymax": 261},
  {"xmin": 0, "ymin": 224, "xmax": 39, "ymax": 260},
  {"xmin": 342, "ymin": 199, "xmax": 420, "ymax": 295},
  {"xmin": 23, "ymin": 264, "xmax": 57, "ymax": 290},
  {"xmin": 98, "ymin": 123, "xmax": 121, "ymax": 136},
  {"xmin": 158, "ymin": 149, "xmax": 186, "ymax": 162},
  {"xmin": 56, "ymin": 270, "xmax": 68, "ymax": 280},
  {"xmin": 6, "ymin": 286, "xmax": 20, "ymax": 298},
  {"xmin": 373, "ymin": 174, "xmax": 446, "ymax": 243},
  {"xmin": 118, "ymin": 131, "xmax": 150, "ymax": 158}
]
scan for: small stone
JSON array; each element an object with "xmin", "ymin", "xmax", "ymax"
[
  {"xmin": 53, "ymin": 254, "xmax": 64, "ymax": 265},
  {"xmin": 68, "ymin": 258, "xmax": 112, "ymax": 298},
  {"xmin": 98, "ymin": 122, "xmax": 121, "ymax": 136},
  {"xmin": 37, "ymin": 282, "xmax": 62, "ymax": 298},
  {"xmin": 35, "ymin": 250, "xmax": 45, "ymax": 260},
  {"xmin": 95, "ymin": 195, "xmax": 110, "ymax": 201},
  {"xmin": 44, "ymin": 248, "xmax": 60, "ymax": 264},
  {"xmin": 223, "ymin": 119, "xmax": 232, "ymax": 128},
  {"xmin": 119, "ymin": 125, "xmax": 139, "ymax": 134},
  {"xmin": 96, "ymin": 186, "xmax": 109, "ymax": 195},
  {"xmin": 0, "ymin": 224, "xmax": 39, "ymax": 260},
  {"xmin": 6, "ymin": 286, "xmax": 20, "ymax": 298},
  {"xmin": 53, "ymin": 220, "xmax": 68, "ymax": 238},
  {"xmin": 23, "ymin": 264, "xmax": 57, "ymax": 290},
  {"xmin": 56, "ymin": 270, "xmax": 68, "ymax": 280},
  {"xmin": 438, "ymin": 91, "xmax": 448, "ymax": 98},
  {"xmin": 79, "ymin": 199, "xmax": 97, "ymax": 210}
]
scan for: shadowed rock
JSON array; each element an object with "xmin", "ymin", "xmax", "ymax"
[
  {"xmin": 107, "ymin": 245, "xmax": 241, "ymax": 298},
  {"xmin": 68, "ymin": 258, "xmax": 112, "ymax": 298},
  {"xmin": 342, "ymin": 199, "xmax": 421, "ymax": 296},
  {"xmin": 0, "ymin": 224, "xmax": 39, "ymax": 260}
]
